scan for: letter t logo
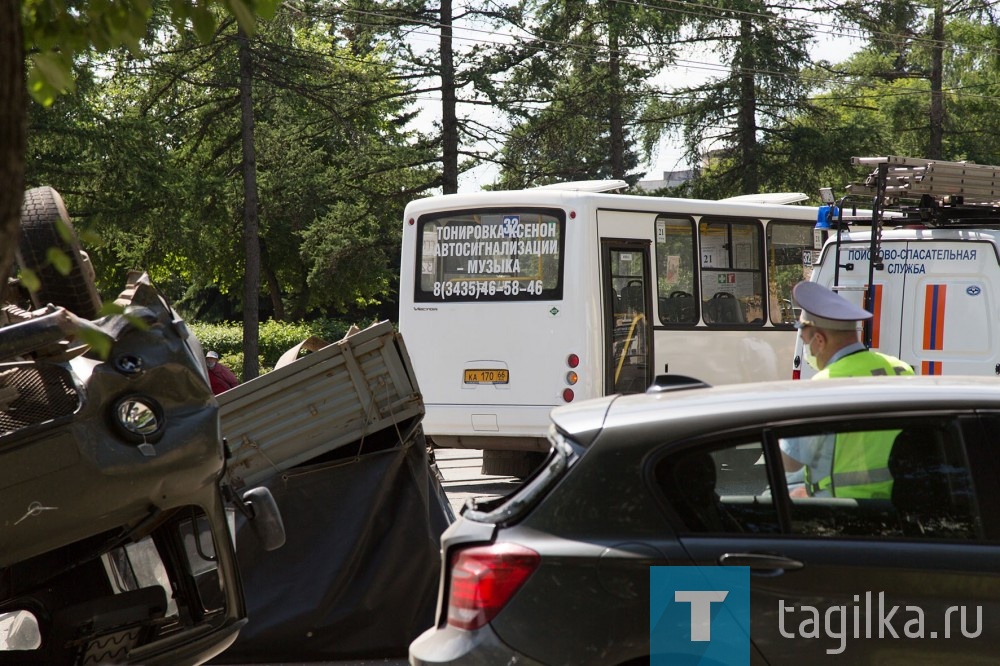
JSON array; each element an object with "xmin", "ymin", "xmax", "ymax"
[{"xmin": 675, "ymin": 590, "xmax": 729, "ymax": 641}]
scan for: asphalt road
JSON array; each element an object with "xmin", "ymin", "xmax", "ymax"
[{"xmin": 432, "ymin": 447, "xmax": 522, "ymax": 515}]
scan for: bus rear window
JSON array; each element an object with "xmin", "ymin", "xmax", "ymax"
[{"xmin": 415, "ymin": 208, "xmax": 565, "ymax": 302}]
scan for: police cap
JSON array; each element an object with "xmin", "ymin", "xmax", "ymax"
[{"xmin": 792, "ymin": 281, "xmax": 872, "ymax": 331}]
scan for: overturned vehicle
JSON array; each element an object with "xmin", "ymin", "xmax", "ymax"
[{"xmin": 0, "ymin": 187, "xmax": 282, "ymax": 665}]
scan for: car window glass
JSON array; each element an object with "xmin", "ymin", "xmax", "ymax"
[
  {"xmin": 656, "ymin": 442, "xmax": 780, "ymax": 534},
  {"xmin": 779, "ymin": 418, "xmax": 981, "ymax": 540}
]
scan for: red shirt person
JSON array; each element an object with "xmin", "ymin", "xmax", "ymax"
[{"xmin": 206, "ymin": 351, "xmax": 240, "ymax": 394}]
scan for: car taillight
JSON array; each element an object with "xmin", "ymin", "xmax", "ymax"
[{"xmin": 446, "ymin": 543, "xmax": 540, "ymax": 630}]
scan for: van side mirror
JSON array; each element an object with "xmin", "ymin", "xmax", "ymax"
[{"xmin": 242, "ymin": 487, "xmax": 286, "ymax": 551}]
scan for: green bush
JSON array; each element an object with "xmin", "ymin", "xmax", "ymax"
[{"xmin": 188, "ymin": 317, "xmax": 365, "ymax": 376}]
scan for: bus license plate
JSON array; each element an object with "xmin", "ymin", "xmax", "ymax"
[{"xmin": 464, "ymin": 369, "xmax": 509, "ymax": 384}]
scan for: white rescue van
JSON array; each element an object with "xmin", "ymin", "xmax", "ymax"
[{"xmin": 795, "ymin": 155, "xmax": 1000, "ymax": 379}]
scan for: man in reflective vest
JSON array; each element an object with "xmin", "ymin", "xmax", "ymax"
[{"xmin": 780, "ymin": 281, "xmax": 914, "ymax": 498}]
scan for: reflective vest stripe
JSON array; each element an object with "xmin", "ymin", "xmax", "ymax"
[
  {"xmin": 810, "ymin": 469, "xmax": 894, "ymax": 493},
  {"xmin": 831, "ymin": 467, "xmax": 893, "ymax": 488}
]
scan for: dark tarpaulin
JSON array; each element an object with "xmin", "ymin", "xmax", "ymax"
[{"xmin": 212, "ymin": 427, "xmax": 453, "ymax": 663}]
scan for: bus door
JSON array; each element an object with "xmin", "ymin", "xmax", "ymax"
[{"xmin": 602, "ymin": 239, "xmax": 653, "ymax": 394}]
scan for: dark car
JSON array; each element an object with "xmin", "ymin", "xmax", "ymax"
[
  {"xmin": 410, "ymin": 376, "xmax": 1000, "ymax": 665},
  {"xmin": 0, "ymin": 188, "xmax": 282, "ymax": 665}
]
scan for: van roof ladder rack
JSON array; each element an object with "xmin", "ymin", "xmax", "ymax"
[
  {"xmin": 824, "ymin": 156, "xmax": 1000, "ymax": 348},
  {"xmin": 846, "ymin": 155, "xmax": 1000, "ymax": 227}
]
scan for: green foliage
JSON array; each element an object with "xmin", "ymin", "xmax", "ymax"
[
  {"xmin": 188, "ymin": 317, "xmax": 360, "ymax": 372},
  {"xmin": 25, "ymin": 6, "xmax": 435, "ymax": 321},
  {"xmin": 18, "ymin": 268, "xmax": 40, "ymax": 293},
  {"xmin": 18, "ymin": 0, "xmax": 1000, "ymax": 334},
  {"xmin": 496, "ymin": 79, "xmax": 643, "ymax": 188},
  {"xmin": 21, "ymin": 0, "xmax": 279, "ymax": 106},
  {"xmin": 488, "ymin": 0, "xmax": 680, "ymax": 186},
  {"xmin": 79, "ymin": 327, "xmax": 113, "ymax": 360},
  {"xmin": 743, "ymin": 13, "xmax": 1000, "ymax": 201},
  {"xmin": 660, "ymin": 0, "xmax": 814, "ymax": 197}
]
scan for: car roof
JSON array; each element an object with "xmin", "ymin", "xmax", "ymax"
[{"xmin": 550, "ymin": 376, "xmax": 1000, "ymax": 449}]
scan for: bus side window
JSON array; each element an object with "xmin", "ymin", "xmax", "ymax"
[
  {"xmin": 767, "ymin": 222, "xmax": 814, "ymax": 326},
  {"xmin": 698, "ymin": 219, "xmax": 762, "ymax": 327},
  {"xmin": 655, "ymin": 216, "xmax": 697, "ymax": 325}
]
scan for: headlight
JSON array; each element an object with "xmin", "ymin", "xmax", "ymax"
[{"xmin": 112, "ymin": 395, "xmax": 164, "ymax": 443}]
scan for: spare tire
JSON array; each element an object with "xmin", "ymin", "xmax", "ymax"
[{"xmin": 17, "ymin": 186, "xmax": 102, "ymax": 320}]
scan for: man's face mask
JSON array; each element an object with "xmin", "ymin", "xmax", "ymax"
[
  {"xmin": 801, "ymin": 328, "xmax": 821, "ymax": 371},
  {"xmin": 802, "ymin": 338, "xmax": 819, "ymax": 371}
]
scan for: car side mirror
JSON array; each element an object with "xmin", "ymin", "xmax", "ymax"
[
  {"xmin": 0, "ymin": 610, "xmax": 41, "ymax": 650},
  {"xmin": 242, "ymin": 487, "xmax": 286, "ymax": 551}
]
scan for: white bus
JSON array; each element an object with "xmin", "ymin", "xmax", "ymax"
[{"xmin": 398, "ymin": 181, "xmax": 821, "ymax": 475}]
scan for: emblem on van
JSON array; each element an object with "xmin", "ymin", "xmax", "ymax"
[{"xmin": 967, "ymin": 286, "xmax": 982, "ymax": 296}]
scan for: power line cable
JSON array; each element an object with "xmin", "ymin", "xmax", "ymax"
[{"xmin": 328, "ymin": 12, "xmax": 1000, "ymax": 103}]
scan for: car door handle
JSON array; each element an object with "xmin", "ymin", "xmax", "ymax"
[{"xmin": 718, "ymin": 552, "xmax": 804, "ymax": 575}]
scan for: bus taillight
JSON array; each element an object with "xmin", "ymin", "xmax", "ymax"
[
  {"xmin": 567, "ymin": 354, "xmax": 579, "ymax": 368},
  {"xmin": 566, "ymin": 371, "xmax": 578, "ymax": 385},
  {"xmin": 562, "ymin": 388, "xmax": 575, "ymax": 402}
]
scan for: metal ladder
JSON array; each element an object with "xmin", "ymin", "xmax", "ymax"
[{"xmin": 829, "ymin": 156, "xmax": 1000, "ymax": 347}]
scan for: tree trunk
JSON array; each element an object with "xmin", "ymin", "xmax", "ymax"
[
  {"xmin": 440, "ymin": 0, "xmax": 458, "ymax": 194},
  {"xmin": 737, "ymin": 18, "xmax": 759, "ymax": 194},
  {"xmin": 0, "ymin": 2, "xmax": 26, "ymax": 307},
  {"xmin": 261, "ymin": 244, "xmax": 285, "ymax": 321},
  {"xmin": 928, "ymin": 1, "xmax": 944, "ymax": 159},
  {"xmin": 238, "ymin": 27, "xmax": 261, "ymax": 379},
  {"xmin": 608, "ymin": 26, "xmax": 625, "ymax": 180}
]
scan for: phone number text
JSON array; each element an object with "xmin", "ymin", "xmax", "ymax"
[{"xmin": 432, "ymin": 279, "xmax": 545, "ymax": 299}]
